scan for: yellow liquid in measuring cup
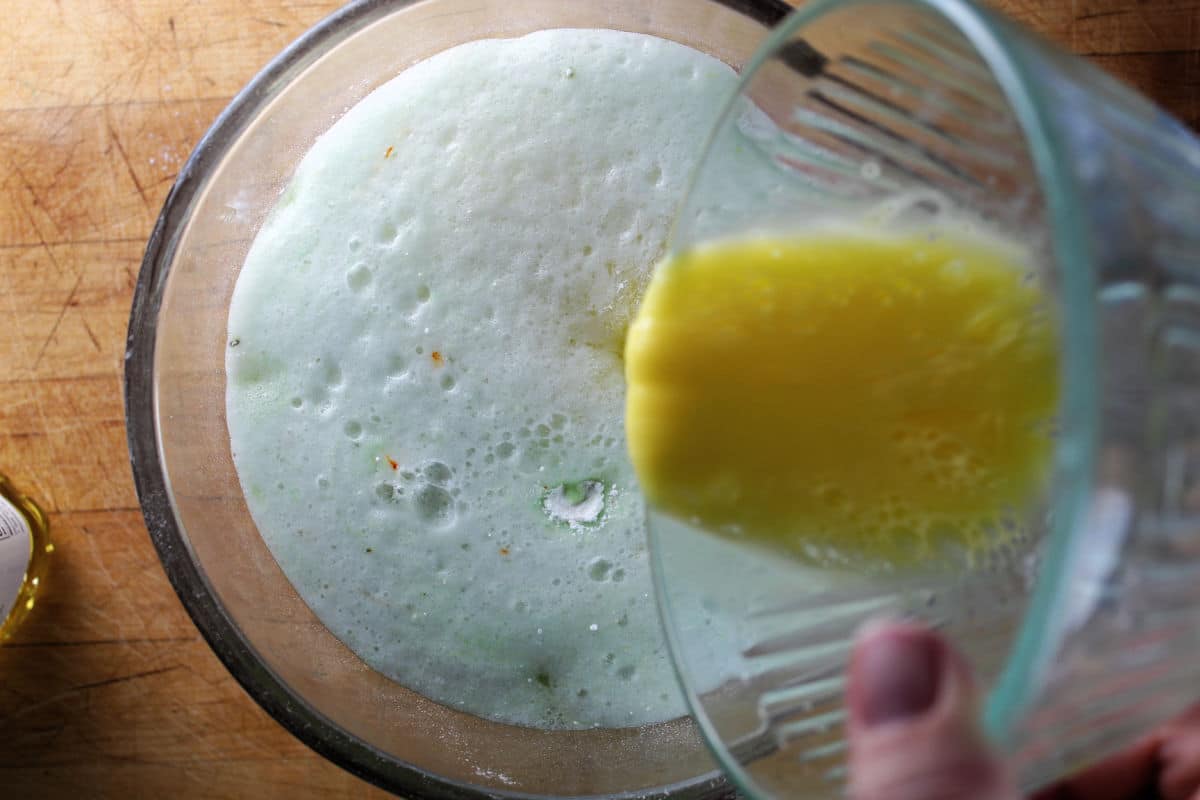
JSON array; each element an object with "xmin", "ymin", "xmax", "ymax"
[{"xmin": 624, "ymin": 228, "xmax": 1059, "ymax": 568}]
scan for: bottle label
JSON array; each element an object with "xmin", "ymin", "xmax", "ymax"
[{"xmin": 0, "ymin": 494, "xmax": 32, "ymax": 624}]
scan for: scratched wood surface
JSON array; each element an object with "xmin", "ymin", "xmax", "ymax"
[{"xmin": 0, "ymin": 1, "xmax": 1197, "ymax": 798}]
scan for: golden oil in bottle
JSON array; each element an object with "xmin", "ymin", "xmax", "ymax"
[{"xmin": 0, "ymin": 474, "xmax": 52, "ymax": 642}]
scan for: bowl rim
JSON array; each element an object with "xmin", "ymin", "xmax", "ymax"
[{"xmin": 123, "ymin": 0, "xmax": 794, "ymax": 797}]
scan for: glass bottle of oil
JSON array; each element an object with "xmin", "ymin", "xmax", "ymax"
[{"xmin": 0, "ymin": 474, "xmax": 51, "ymax": 642}]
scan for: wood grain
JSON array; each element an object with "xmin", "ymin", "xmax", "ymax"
[{"xmin": 0, "ymin": 1, "xmax": 1196, "ymax": 798}]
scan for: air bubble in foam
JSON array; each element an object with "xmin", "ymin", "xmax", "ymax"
[
  {"xmin": 414, "ymin": 484, "xmax": 455, "ymax": 527},
  {"xmin": 321, "ymin": 361, "xmax": 343, "ymax": 387},
  {"xmin": 385, "ymin": 354, "xmax": 407, "ymax": 378},
  {"xmin": 346, "ymin": 263, "xmax": 372, "ymax": 291},
  {"xmin": 424, "ymin": 461, "xmax": 452, "ymax": 485},
  {"xmin": 379, "ymin": 220, "xmax": 399, "ymax": 244}
]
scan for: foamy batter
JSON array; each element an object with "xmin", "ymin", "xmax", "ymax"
[{"xmin": 227, "ymin": 29, "xmax": 745, "ymax": 728}]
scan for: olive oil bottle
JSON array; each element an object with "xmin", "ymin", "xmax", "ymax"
[{"xmin": 0, "ymin": 475, "xmax": 51, "ymax": 642}]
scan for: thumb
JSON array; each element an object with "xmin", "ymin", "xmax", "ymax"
[{"xmin": 846, "ymin": 621, "xmax": 1019, "ymax": 800}]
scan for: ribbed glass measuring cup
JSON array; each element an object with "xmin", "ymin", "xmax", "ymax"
[{"xmin": 650, "ymin": 0, "xmax": 1200, "ymax": 796}]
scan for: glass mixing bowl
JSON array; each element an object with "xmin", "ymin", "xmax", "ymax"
[
  {"xmin": 123, "ymin": 1, "xmax": 792, "ymax": 797},
  {"xmin": 651, "ymin": 0, "xmax": 1200, "ymax": 797}
]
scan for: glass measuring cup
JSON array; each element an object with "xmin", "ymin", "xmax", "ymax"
[{"xmin": 650, "ymin": 0, "xmax": 1200, "ymax": 796}]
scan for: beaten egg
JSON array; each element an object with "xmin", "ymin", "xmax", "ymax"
[{"xmin": 624, "ymin": 227, "xmax": 1059, "ymax": 569}]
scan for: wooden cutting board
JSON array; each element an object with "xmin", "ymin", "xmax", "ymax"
[{"xmin": 1, "ymin": 1, "xmax": 1196, "ymax": 797}]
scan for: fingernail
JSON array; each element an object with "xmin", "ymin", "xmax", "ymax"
[{"xmin": 851, "ymin": 626, "xmax": 943, "ymax": 727}]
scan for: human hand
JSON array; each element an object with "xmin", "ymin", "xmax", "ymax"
[{"xmin": 846, "ymin": 621, "xmax": 1200, "ymax": 800}]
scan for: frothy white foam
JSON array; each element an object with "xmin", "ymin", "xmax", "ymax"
[{"xmin": 227, "ymin": 29, "xmax": 746, "ymax": 728}]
